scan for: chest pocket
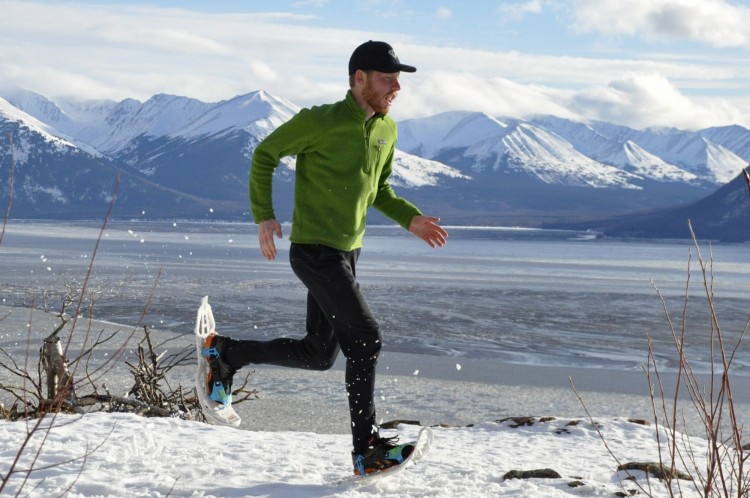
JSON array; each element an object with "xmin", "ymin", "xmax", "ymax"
[{"xmin": 365, "ymin": 137, "xmax": 388, "ymax": 174}]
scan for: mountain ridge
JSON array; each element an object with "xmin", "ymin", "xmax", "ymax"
[{"xmin": 1, "ymin": 88, "xmax": 749, "ymax": 240}]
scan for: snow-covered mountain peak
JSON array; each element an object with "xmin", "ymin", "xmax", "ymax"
[
  {"xmin": 466, "ymin": 121, "xmax": 642, "ymax": 188},
  {"xmin": 0, "ymin": 97, "xmax": 97, "ymax": 163},
  {"xmin": 444, "ymin": 112, "xmax": 509, "ymax": 150},
  {"xmin": 56, "ymin": 97, "xmax": 118, "ymax": 125},
  {"xmin": 128, "ymin": 93, "xmax": 211, "ymax": 137},
  {"xmin": 81, "ymin": 94, "xmax": 211, "ymax": 153},
  {"xmin": 391, "ymin": 149, "xmax": 470, "ymax": 188},
  {"xmin": 2, "ymin": 88, "xmax": 74, "ymax": 130},
  {"xmin": 174, "ymin": 90, "xmax": 299, "ymax": 140},
  {"xmin": 620, "ymin": 141, "xmax": 698, "ymax": 182},
  {"xmin": 703, "ymin": 138, "xmax": 748, "ymax": 183},
  {"xmin": 399, "ymin": 111, "xmax": 508, "ymax": 158}
]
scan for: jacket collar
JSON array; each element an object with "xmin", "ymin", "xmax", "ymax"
[{"xmin": 345, "ymin": 90, "xmax": 385, "ymax": 122}]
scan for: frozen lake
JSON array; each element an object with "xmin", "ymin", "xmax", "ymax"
[
  {"xmin": 1, "ymin": 220, "xmax": 749, "ymax": 434},
  {"xmin": 2, "ymin": 220, "xmax": 748, "ymax": 373}
]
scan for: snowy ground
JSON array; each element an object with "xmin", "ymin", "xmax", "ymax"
[
  {"xmin": 1, "ymin": 305, "xmax": 748, "ymax": 497},
  {"xmin": 1, "ymin": 331, "xmax": 741, "ymax": 498},
  {"xmin": 1, "ymin": 412, "xmax": 715, "ymax": 498}
]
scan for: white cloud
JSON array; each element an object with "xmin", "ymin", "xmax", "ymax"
[
  {"xmin": 435, "ymin": 7, "xmax": 452, "ymax": 20},
  {"xmin": 407, "ymin": 43, "xmax": 734, "ymax": 90},
  {"xmin": 568, "ymin": 72, "xmax": 745, "ymax": 129},
  {"xmin": 393, "ymin": 69, "xmax": 748, "ymax": 131},
  {"xmin": 95, "ymin": 25, "xmax": 232, "ymax": 55},
  {"xmin": 0, "ymin": 0, "xmax": 357, "ymax": 102},
  {"xmin": 572, "ymin": 0, "xmax": 750, "ymax": 49},
  {"xmin": 292, "ymin": 0, "xmax": 329, "ymax": 7},
  {"xmin": 0, "ymin": 0, "xmax": 747, "ymax": 130},
  {"xmin": 396, "ymin": 70, "xmax": 579, "ymax": 122},
  {"xmin": 497, "ymin": 0, "xmax": 544, "ymax": 21}
]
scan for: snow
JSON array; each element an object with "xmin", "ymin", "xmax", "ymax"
[
  {"xmin": 621, "ymin": 141, "xmax": 698, "ymax": 182},
  {"xmin": 391, "ymin": 150, "xmax": 469, "ymax": 188},
  {"xmin": 1, "ymin": 403, "xmax": 719, "ymax": 497},
  {"xmin": 3, "ymin": 87, "xmax": 749, "ymax": 190},
  {"xmin": 87, "ymin": 94, "xmax": 213, "ymax": 153},
  {"xmin": 490, "ymin": 123, "xmax": 641, "ymax": 188},
  {"xmin": 704, "ymin": 139, "xmax": 748, "ymax": 183},
  {"xmin": 0, "ymin": 97, "xmax": 81, "ymax": 156},
  {"xmin": 175, "ymin": 91, "xmax": 300, "ymax": 140}
]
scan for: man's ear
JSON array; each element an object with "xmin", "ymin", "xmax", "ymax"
[{"xmin": 354, "ymin": 69, "xmax": 367, "ymax": 87}]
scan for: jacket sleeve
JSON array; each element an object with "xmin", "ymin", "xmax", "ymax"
[
  {"xmin": 372, "ymin": 146, "xmax": 422, "ymax": 230},
  {"xmin": 249, "ymin": 110, "xmax": 315, "ymax": 223}
]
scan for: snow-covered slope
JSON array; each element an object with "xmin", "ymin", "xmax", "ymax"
[
  {"xmin": 391, "ymin": 149, "xmax": 469, "ymax": 188},
  {"xmin": 401, "ymin": 114, "xmax": 642, "ymax": 188},
  {"xmin": 704, "ymin": 139, "xmax": 748, "ymax": 183},
  {"xmin": 496, "ymin": 123, "xmax": 640, "ymax": 188},
  {"xmin": 0, "ymin": 409, "xmax": 715, "ymax": 497},
  {"xmin": 619, "ymin": 141, "xmax": 698, "ymax": 182},
  {"xmin": 0, "ymin": 96, "xmax": 96, "ymax": 161},
  {"xmin": 583, "ymin": 120, "xmax": 750, "ymax": 182},
  {"xmin": 403, "ymin": 110, "xmax": 750, "ymax": 188},
  {"xmin": 175, "ymin": 90, "xmax": 299, "ymax": 140},
  {"xmin": 83, "ymin": 94, "xmax": 213, "ymax": 153}
]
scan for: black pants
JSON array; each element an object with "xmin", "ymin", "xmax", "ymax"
[{"xmin": 225, "ymin": 243, "xmax": 382, "ymax": 453}]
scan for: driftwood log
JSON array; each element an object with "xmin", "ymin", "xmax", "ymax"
[{"xmin": 41, "ymin": 334, "xmax": 75, "ymax": 401}]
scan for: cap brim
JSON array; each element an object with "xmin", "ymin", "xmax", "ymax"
[
  {"xmin": 377, "ymin": 63, "xmax": 416, "ymax": 73},
  {"xmin": 351, "ymin": 63, "xmax": 417, "ymax": 74}
]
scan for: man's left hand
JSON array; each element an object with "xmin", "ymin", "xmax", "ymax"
[{"xmin": 409, "ymin": 215, "xmax": 448, "ymax": 248}]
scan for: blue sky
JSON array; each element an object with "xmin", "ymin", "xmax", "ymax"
[{"xmin": 2, "ymin": 0, "xmax": 750, "ymax": 130}]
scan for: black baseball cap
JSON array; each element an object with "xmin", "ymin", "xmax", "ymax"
[{"xmin": 348, "ymin": 40, "xmax": 417, "ymax": 75}]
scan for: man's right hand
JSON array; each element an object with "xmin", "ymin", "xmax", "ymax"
[{"xmin": 258, "ymin": 219, "xmax": 283, "ymax": 260}]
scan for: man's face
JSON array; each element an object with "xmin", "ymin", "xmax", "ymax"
[{"xmin": 361, "ymin": 71, "xmax": 401, "ymax": 115}]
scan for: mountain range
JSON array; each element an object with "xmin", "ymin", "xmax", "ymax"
[{"xmin": 0, "ymin": 87, "xmax": 749, "ymax": 240}]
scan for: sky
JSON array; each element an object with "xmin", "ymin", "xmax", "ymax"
[{"xmin": 2, "ymin": 0, "xmax": 750, "ymax": 130}]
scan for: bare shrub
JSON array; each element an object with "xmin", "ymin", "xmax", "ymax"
[
  {"xmin": 574, "ymin": 177, "xmax": 750, "ymax": 498},
  {"xmin": 0, "ymin": 173, "xmax": 257, "ymax": 495}
]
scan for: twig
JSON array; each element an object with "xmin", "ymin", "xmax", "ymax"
[
  {"xmin": 0, "ymin": 132, "xmax": 15, "ymax": 245},
  {"xmin": 64, "ymin": 175, "xmax": 121, "ymax": 358},
  {"xmin": 570, "ymin": 378, "xmax": 654, "ymax": 496}
]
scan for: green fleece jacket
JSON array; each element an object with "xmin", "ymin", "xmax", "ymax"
[{"xmin": 249, "ymin": 91, "xmax": 422, "ymax": 251}]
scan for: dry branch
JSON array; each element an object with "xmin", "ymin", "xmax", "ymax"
[{"xmin": 0, "ymin": 132, "xmax": 14, "ymax": 244}]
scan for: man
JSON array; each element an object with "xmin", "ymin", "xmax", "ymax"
[{"xmin": 202, "ymin": 40, "xmax": 448, "ymax": 476}]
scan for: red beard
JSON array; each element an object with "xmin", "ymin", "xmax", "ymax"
[{"xmin": 362, "ymin": 79, "xmax": 395, "ymax": 115}]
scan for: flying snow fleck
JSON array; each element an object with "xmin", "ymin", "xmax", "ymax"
[
  {"xmin": 456, "ymin": 363, "xmax": 462, "ymax": 371},
  {"xmin": 413, "ymin": 370, "xmax": 419, "ymax": 376}
]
